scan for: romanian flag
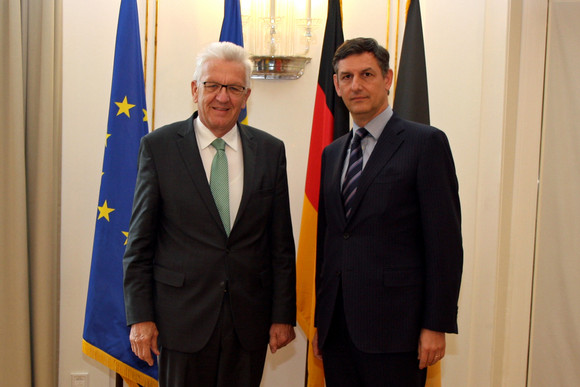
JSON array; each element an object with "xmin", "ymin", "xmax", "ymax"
[
  {"xmin": 219, "ymin": 0, "xmax": 248, "ymax": 124},
  {"xmin": 82, "ymin": 1, "xmax": 156, "ymax": 386},
  {"xmin": 296, "ymin": 0, "xmax": 349, "ymax": 385},
  {"xmin": 394, "ymin": 1, "xmax": 441, "ymax": 385}
]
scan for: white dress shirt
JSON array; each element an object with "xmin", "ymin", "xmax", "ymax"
[
  {"xmin": 194, "ymin": 117, "xmax": 244, "ymax": 229},
  {"xmin": 341, "ymin": 106, "xmax": 394, "ymax": 187}
]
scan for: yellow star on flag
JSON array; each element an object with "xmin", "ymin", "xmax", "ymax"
[
  {"xmin": 122, "ymin": 231, "xmax": 129, "ymax": 245},
  {"xmin": 142, "ymin": 108, "xmax": 148, "ymax": 122},
  {"xmin": 115, "ymin": 96, "xmax": 135, "ymax": 117},
  {"xmin": 105, "ymin": 133, "xmax": 111, "ymax": 147},
  {"xmin": 97, "ymin": 200, "xmax": 115, "ymax": 221}
]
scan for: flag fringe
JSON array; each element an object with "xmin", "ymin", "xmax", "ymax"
[{"xmin": 82, "ymin": 340, "xmax": 158, "ymax": 387}]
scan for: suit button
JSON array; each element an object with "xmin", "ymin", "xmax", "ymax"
[
  {"xmin": 343, "ymin": 233, "xmax": 350, "ymax": 239},
  {"xmin": 335, "ymin": 270, "xmax": 341, "ymax": 277}
]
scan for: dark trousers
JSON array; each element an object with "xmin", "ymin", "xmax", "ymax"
[
  {"xmin": 158, "ymin": 296, "xmax": 267, "ymax": 387},
  {"xmin": 322, "ymin": 288, "xmax": 427, "ymax": 387}
]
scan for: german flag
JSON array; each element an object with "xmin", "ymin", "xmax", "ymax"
[
  {"xmin": 394, "ymin": 1, "xmax": 441, "ymax": 385},
  {"xmin": 393, "ymin": 0, "xmax": 429, "ymax": 125},
  {"xmin": 296, "ymin": 0, "xmax": 349, "ymax": 385}
]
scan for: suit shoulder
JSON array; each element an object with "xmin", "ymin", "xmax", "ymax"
[
  {"xmin": 413, "ymin": 123, "xmax": 450, "ymax": 145},
  {"xmin": 391, "ymin": 114, "xmax": 443, "ymax": 136},
  {"xmin": 394, "ymin": 120, "xmax": 456, "ymax": 162},
  {"xmin": 241, "ymin": 124, "xmax": 284, "ymax": 147},
  {"xmin": 143, "ymin": 116, "xmax": 192, "ymax": 142},
  {"xmin": 324, "ymin": 132, "xmax": 350, "ymax": 154}
]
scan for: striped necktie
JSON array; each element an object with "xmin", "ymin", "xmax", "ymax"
[
  {"xmin": 342, "ymin": 128, "xmax": 369, "ymax": 220},
  {"xmin": 210, "ymin": 138, "xmax": 230, "ymax": 235}
]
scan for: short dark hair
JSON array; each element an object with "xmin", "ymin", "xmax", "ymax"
[{"xmin": 332, "ymin": 37, "xmax": 390, "ymax": 76}]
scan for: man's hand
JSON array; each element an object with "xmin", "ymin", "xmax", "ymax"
[
  {"xmin": 312, "ymin": 329, "xmax": 322, "ymax": 360},
  {"xmin": 268, "ymin": 323, "xmax": 296, "ymax": 354},
  {"xmin": 129, "ymin": 321, "xmax": 160, "ymax": 366},
  {"xmin": 417, "ymin": 328, "xmax": 445, "ymax": 369}
]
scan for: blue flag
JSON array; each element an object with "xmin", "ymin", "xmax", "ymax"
[
  {"xmin": 82, "ymin": 0, "xmax": 157, "ymax": 385},
  {"xmin": 219, "ymin": 0, "xmax": 248, "ymax": 124}
]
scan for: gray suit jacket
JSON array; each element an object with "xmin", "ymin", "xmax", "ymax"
[{"xmin": 123, "ymin": 112, "xmax": 296, "ymax": 353}]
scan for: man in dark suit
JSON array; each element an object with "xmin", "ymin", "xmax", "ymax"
[
  {"xmin": 123, "ymin": 42, "xmax": 296, "ymax": 387},
  {"xmin": 312, "ymin": 37, "xmax": 463, "ymax": 386}
]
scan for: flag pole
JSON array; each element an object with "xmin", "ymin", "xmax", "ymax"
[
  {"xmin": 115, "ymin": 373, "xmax": 123, "ymax": 387},
  {"xmin": 151, "ymin": 0, "xmax": 159, "ymax": 130}
]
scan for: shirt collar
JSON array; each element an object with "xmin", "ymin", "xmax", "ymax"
[
  {"xmin": 352, "ymin": 106, "xmax": 393, "ymax": 140},
  {"xmin": 194, "ymin": 116, "xmax": 240, "ymax": 152}
]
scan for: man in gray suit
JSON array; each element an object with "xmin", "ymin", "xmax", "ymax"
[
  {"xmin": 313, "ymin": 37, "xmax": 463, "ymax": 386},
  {"xmin": 123, "ymin": 42, "xmax": 296, "ymax": 387}
]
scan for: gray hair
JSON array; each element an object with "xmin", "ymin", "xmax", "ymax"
[{"xmin": 193, "ymin": 41, "xmax": 253, "ymax": 86}]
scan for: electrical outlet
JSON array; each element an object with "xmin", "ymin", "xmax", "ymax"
[{"xmin": 71, "ymin": 372, "xmax": 88, "ymax": 387}]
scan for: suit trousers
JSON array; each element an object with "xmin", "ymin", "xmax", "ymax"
[
  {"xmin": 321, "ymin": 285, "xmax": 427, "ymax": 387},
  {"xmin": 158, "ymin": 295, "xmax": 267, "ymax": 387}
]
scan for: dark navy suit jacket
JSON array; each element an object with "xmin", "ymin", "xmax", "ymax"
[{"xmin": 315, "ymin": 112, "xmax": 463, "ymax": 353}]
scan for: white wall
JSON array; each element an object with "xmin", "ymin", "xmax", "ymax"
[
  {"xmin": 61, "ymin": 1, "xmax": 120, "ymax": 386},
  {"xmin": 60, "ymin": 0, "xmax": 515, "ymax": 386}
]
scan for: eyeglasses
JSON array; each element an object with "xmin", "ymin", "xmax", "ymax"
[{"xmin": 202, "ymin": 81, "xmax": 247, "ymax": 96}]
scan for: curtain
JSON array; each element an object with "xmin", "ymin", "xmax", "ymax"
[
  {"xmin": 528, "ymin": 1, "xmax": 580, "ymax": 385},
  {"xmin": 0, "ymin": 0, "xmax": 62, "ymax": 385}
]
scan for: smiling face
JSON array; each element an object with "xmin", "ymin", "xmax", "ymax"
[
  {"xmin": 191, "ymin": 58, "xmax": 251, "ymax": 137},
  {"xmin": 333, "ymin": 52, "xmax": 393, "ymax": 127}
]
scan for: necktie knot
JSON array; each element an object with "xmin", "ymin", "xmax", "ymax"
[
  {"xmin": 211, "ymin": 137, "xmax": 226, "ymax": 152},
  {"xmin": 352, "ymin": 127, "xmax": 369, "ymax": 146}
]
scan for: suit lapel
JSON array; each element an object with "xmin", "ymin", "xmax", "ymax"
[
  {"xmin": 327, "ymin": 134, "xmax": 351, "ymax": 228},
  {"xmin": 347, "ymin": 115, "xmax": 405, "ymax": 223},
  {"xmin": 234, "ymin": 123, "xmax": 256, "ymax": 232},
  {"xmin": 176, "ymin": 114, "xmax": 224, "ymax": 232}
]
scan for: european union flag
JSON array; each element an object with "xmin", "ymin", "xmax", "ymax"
[
  {"xmin": 219, "ymin": 0, "xmax": 248, "ymax": 124},
  {"xmin": 82, "ymin": 0, "xmax": 157, "ymax": 385}
]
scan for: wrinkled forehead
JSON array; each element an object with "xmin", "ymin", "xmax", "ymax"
[
  {"xmin": 199, "ymin": 59, "xmax": 247, "ymax": 83},
  {"xmin": 335, "ymin": 52, "xmax": 382, "ymax": 75}
]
